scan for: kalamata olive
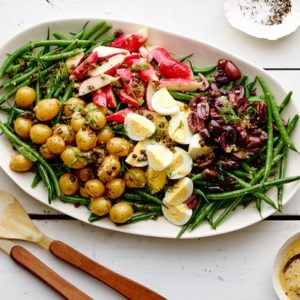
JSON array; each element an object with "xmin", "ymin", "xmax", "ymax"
[
  {"xmin": 202, "ymin": 169, "xmax": 219, "ymax": 180},
  {"xmin": 196, "ymin": 101, "xmax": 210, "ymax": 120},
  {"xmin": 10, "ymin": 154, "xmax": 33, "ymax": 172},
  {"xmin": 193, "ymin": 152, "xmax": 215, "ymax": 169},
  {"xmin": 188, "ymin": 112, "xmax": 205, "ymax": 133},
  {"xmin": 89, "ymin": 197, "xmax": 111, "ymax": 216},
  {"xmin": 97, "ymin": 126, "xmax": 114, "ymax": 145},
  {"xmin": 39, "ymin": 144, "xmax": 56, "ymax": 160},
  {"xmin": 200, "ymin": 128, "xmax": 210, "ymax": 142},
  {"xmin": 30, "ymin": 124, "xmax": 52, "ymax": 144},
  {"xmin": 218, "ymin": 58, "xmax": 227, "ymax": 69},
  {"xmin": 214, "ymin": 67, "xmax": 230, "ymax": 84},
  {"xmin": 52, "ymin": 124, "xmax": 75, "ymax": 145},
  {"xmin": 124, "ymin": 168, "xmax": 147, "ymax": 189},
  {"xmin": 34, "ymin": 98, "xmax": 61, "ymax": 121},
  {"xmin": 224, "ymin": 60, "xmax": 241, "ymax": 80},
  {"xmin": 209, "ymin": 82, "xmax": 222, "ymax": 97},
  {"xmin": 106, "ymin": 137, "xmax": 132, "ymax": 157},
  {"xmin": 109, "ymin": 202, "xmax": 133, "ymax": 224},
  {"xmin": 58, "ymin": 173, "xmax": 79, "ymax": 196},
  {"xmin": 75, "ymin": 166, "xmax": 95, "ymax": 182},
  {"xmin": 185, "ymin": 194, "xmax": 198, "ymax": 209},
  {"xmin": 106, "ymin": 178, "xmax": 125, "ymax": 199},
  {"xmin": 189, "ymin": 94, "xmax": 208, "ymax": 109},
  {"xmin": 97, "ymin": 155, "xmax": 121, "ymax": 182},
  {"xmin": 220, "ymin": 160, "xmax": 239, "ymax": 170},
  {"xmin": 13, "ymin": 117, "xmax": 33, "ymax": 139},
  {"xmin": 208, "ymin": 119, "xmax": 223, "ymax": 134},
  {"xmin": 247, "ymin": 136, "xmax": 263, "ymax": 148},
  {"xmin": 76, "ymin": 127, "xmax": 97, "ymax": 151},
  {"xmin": 85, "ymin": 179, "xmax": 105, "ymax": 198},
  {"xmin": 15, "ymin": 86, "xmax": 36, "ymax": 108},
  {"xmin": 46, "ymin": 135, "xmax": 65, "ymax": 154},
  {"xmin": 232, "ymin": 150, "xmax": 250, "ymax": 160},
  {"xmin": 255, "ymin": 101, "xmax": 267, "ymax": 124},
  {"xmin": 60, "ymin": 146, "xmax": 90, "ymax": 169},
  {"xmin": 64, "ymin": 97, "xmax": 85, "ymax": 117},
  {"xmin": 70, "ymin": 112, "xmax": 85, "ymax": 133}
]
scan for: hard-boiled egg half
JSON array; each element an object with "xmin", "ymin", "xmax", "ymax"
[
  {"xmin": 125, "ymin": 112, "xmax": 155, "ymax": 141},
  {"xmin": 146, "ymin": 143, "xmax": 173, "ymax": 171},
  {"xmin": 167, "ymin": 147, "xmax": 192, "ymax": 179},
  {"xmin": 162, "ymin": 203, "xmax": 192, "ymax": 226},
  {"xmin": 188, "ymin": 133, "xmax": 212, "ymax": 160},
  {"xmin": 151, "ymin": 87, "xmax": 179, "ymax": 115},
  {"xmin": 163, "ymin": 177, "xmax": 193, "ymax": 206},
  {"xmin": 168, "ymin": 111, "xmax": 193, "ymax": 144},
  {"xmin": 125, "ymin": 140, "xmax": 154, "ymax": 167}
]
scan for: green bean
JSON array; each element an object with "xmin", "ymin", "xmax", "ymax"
[
  {"xmin": 178, "ymin": 53, "xmax": 193, "ymax": 62},
  {"xmin": 189, "ymin": 202, "xmax": 215, "ymax": 230},
  {"xmin": 212, "ymin": 197, "xmax": 242, "ymax": 228},
  {"xmin": 59, "ymin": 195, "xmax": 90, "ymax": 206},
  {"xmin": 239, "ymin": 161, "xmax": 255, "ymax": 175},
  {"xmin": 31, "ymin": 173, "xmax": 41, "ymax": 188},
  {"xmin": 192, "ymin": 65, "xmax": 216, "ymax": 75},
  {"xmin": 35, "ymin": 78, "xmax": 42, "ymax": 102},
  {"xmin": 90, "ymin": 24, "xmax": 112, "ymax": 42},
  {"xmin": 2, "ymin": 67, "xmax": 36, "ymax": 89},
  {"xmin": 6, "ymin": 108, "xmax": 17, "ymax": 128},
  {"xmin": 37, "ymin": 163, "xmax": 53, "ymax": 203},
  {"xmin": 262, "ymin": 92, "xmax": 273, "ymax": 183},
  {"xmin": 53, "ymin": 79, "xmax": 74, "ymax": 124},
  {"xmin": 13, "ymin": 143, "xmax": 37, "ymax": 162},
  {"xmin": 129, "ymin": 202, "xmax": 162, "ymax": 212},
  {"xmin": 273, "ymin": 114, "xmax": 299, "ymax": 157},
  {"xmin": 41, "ymin": 28, "xmax": 51, "ymax": 55},
  {"xmin": 202, "ymin": 175, "xmax": 300, "ymax": 201},
  {"xmin": 239, "ymin": 75, "xmax": 248, "ymax": 87},
  {"xmin": 122, "ymin": 211, "xmax": 163, "ymax": 225},
  {"xmin": 0, "ymin": 106, "xmax": 25, "ymax": 115},
  {"xmin": 54, "ymin": 83, "xmax": 65, "ymax": 98},
  {"xmin": 0, "ymin": 40, "xmax": 91, "ymax": 77},
  {"xmin": 88, "ymin": 213, "xmax": 103, "ymax": 223},
  {"xmin": 134, "ymin": 190, "xmax": 163, "ymax": 205},
  {"xmin": 278, "ymin": 91, "xmax": 292, "ymax": 114},
  {"xmin": 207, "ymin": 200, "xmax": 226, "ymax": 228},
  {"xmin": 258, "ymin": 76, "xmax": 297, "ymax": 152},
  {"xmin": 248, "ymin": 96, "xmax": 262, "ymax": 103},
  {"xmin": 245, "ymin": 77, "xmax": 257, "ymax": 98},
  {"xmin": 191, "ymin": 174, "xmax": 203, "ymax": 181},
  {"xmin": 169, "ymin": 91, "xmax": 194, "ymax": 101},
  {"xmin": 122, "ymin": 193, "xmax": 144, "ymax": 202},
  {"xmin": 23, "ymin": 49, "xmax": 84, "ymax": 62},
  {"xmin": 225, "ymin": 171, "xmax": 277, "ymax": 209},
  {"xmin": 193, "ymin": 188, "xmax": 208, "ymax": 202},
  {"xmin": 278, "ymin": 148, "xmax": 288, "ymax": 211},
  {"xmin": 232, "ymin": 170, "xmax": 251, "ymax": 180},
  {"xmin": 82, "ymin": 21, "xmax": 107, "ymax": 40},
  {"xmin": 193, "ymin": 179, "xmax": 211, "ymax": 187},
  {"xmin": 53, "ymin": 32, "xmax": 67, "ymax": 40}
]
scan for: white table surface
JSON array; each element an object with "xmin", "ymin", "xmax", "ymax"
[{"xmin": 0, "ymin": 0, "xmax": 300, "ymax": 299}]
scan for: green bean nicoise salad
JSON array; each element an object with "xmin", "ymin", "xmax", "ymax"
[{"xmin": 0, "ymin": 20, "xmax": 299, "ymax": 237}]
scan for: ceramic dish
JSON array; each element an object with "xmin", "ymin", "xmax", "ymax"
[{"xmin": 0, "ymin": 18, "xmax": 299, "ymax": 238}]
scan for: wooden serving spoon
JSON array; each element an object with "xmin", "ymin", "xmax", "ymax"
[
  {"xmin": 0, "ymin": 189, "xmax": 166, "ymax": 300},
  {"xmin": 0, "ymin": 239, "xmax": 92, "ymax": 300}
]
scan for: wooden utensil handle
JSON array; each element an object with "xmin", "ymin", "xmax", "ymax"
[
  {"xmin": 49, "ymin": 240, "xmax": 166, "ymax": 300},
  {"xmin": 10, "ymin": 245, "xmax": 92, "ymax": 300}
]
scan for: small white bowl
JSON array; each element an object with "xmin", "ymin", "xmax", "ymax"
[
  {"xmin": 224, "ymin": 0, "xmax": 300, "ymax": 40},
  {"xmin": 272, "ymin": 232, "xmax": 300, "ymax": 299}
]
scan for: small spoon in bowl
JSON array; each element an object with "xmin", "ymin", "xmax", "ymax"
[{"xmin": 0, "ymin": 189, "xmax": 166, "ymax": 300}]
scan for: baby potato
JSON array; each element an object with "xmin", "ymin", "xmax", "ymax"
[
  {"xmin": 58, "ymin": 173, "xmax": 79, "ymax": 196},
  {"xmin": 60, "ymin": 146, "xmax": 89, "ymax": 169},
  {"xmin": 86, "ymin": 110, "xmax": 106, "ymax": 130},
  {"xmin": 106, "ymin": 178, "xmax": 125, "ymax": 199},
  {"xmin": 85, "ymin": 179, "xmax": 105, "ymax": 198},
  {"xmin": 97, "ymin": 155, "xmax": 121, "ymax": 183},
  {"xmin": 15, "ymin": 86, "xmax": 36, "ymax": 108},
  {"xmin": 34, "ymin": 98, "xmax": 61, "ymax": 121},
  {"xmin": 64, "ymin": 97, "xmax": 85, "ymax": 117},
  {"xmin": 124, "ymin": 168, "xmax": 147, "ymax": 189},
  {"xmin": 76, "ymin": 127, "xmax": 97, "ymax": 151},
  {"xmin": 46, "ymin": 135, "xmax": 65, "ymax": 154},
  {"xmin": 86, "ymin": 102, "xmax": 108, "ymax": 115},
  {"xmin": 40, "ymin": 144, "xmax": 56, "ymax": 160},
  {"xmin": 97, "ymin": 126, "xmax": 114, "ymax": 145},
  {"xmin": 106, "ymin": 137, "xmax": 132, "ymax": 157},
  {"xmin": 10, "ymin": 154, "xmax": 33, "ymax": 172},
  {"xmin": 79, "ymin": 186, "xmax": 90, "ymax": 198},
  {"xmin": 75, "ymin": 166, "xmax": 94, "ymax": 182},
  {"xmin": 52, "ymin": 124, "xmax": 75, "ymax": 145},
  {"xmin": 89, "ymin": 197, "xmax": 111, "ymax": 216},
  {"xmin": 30, "ymin": 124, "xmax": 52, "ymax": 144},
  {"xmin": 109, "ymin": 202, "xmax": 133, "ymax": 224},
  {"xmin": 13, "ymin": 117, "xmax": 33, "ymax": 139},
  {"xmin": 70, "ymin": 112, "xmax": 85, "ymax": 133}
]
